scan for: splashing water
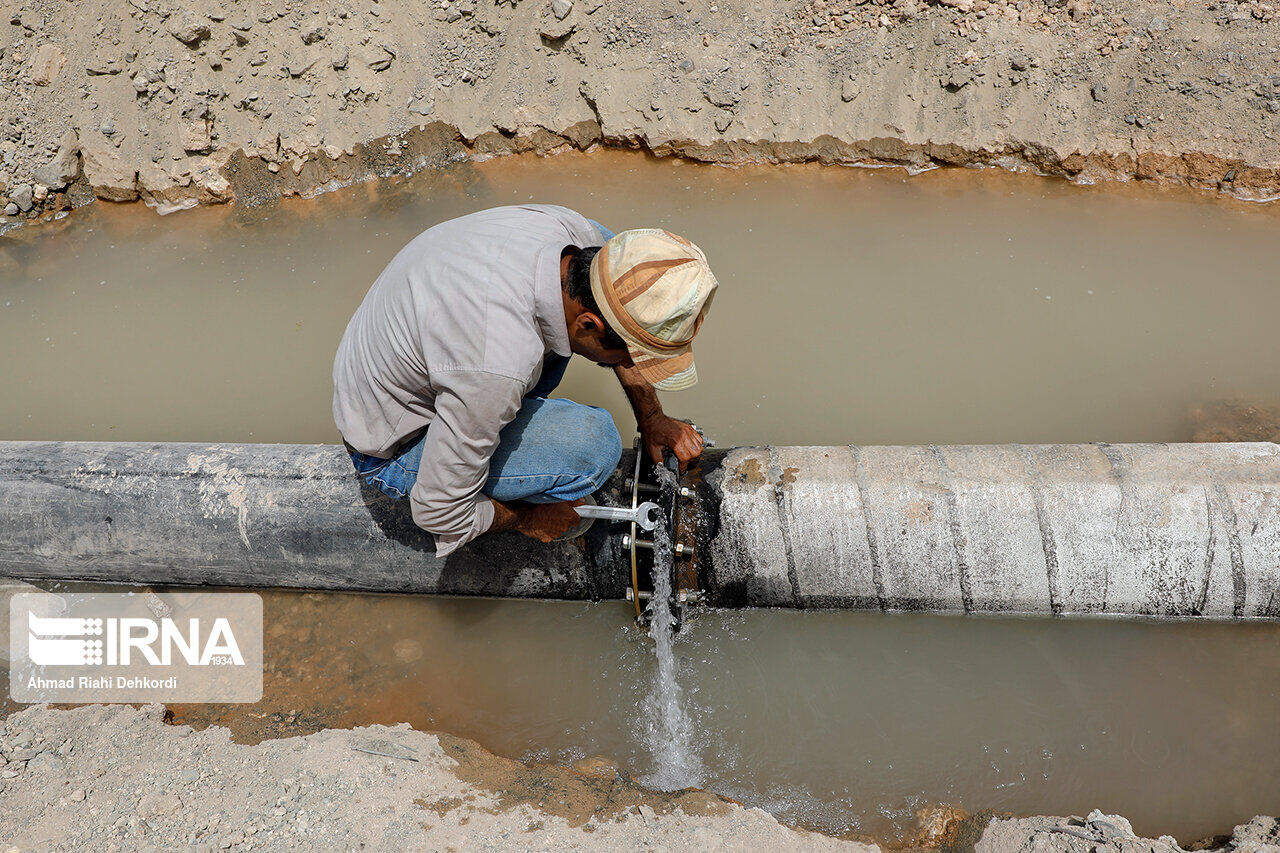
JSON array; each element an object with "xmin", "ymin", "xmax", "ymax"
[{"xmin": 639, "ymin": 464, "xmax": 704, "ymax": 790}]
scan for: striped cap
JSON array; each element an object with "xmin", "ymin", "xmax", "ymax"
[{"xmin": 589, "ymin": 229, "xmax": 718, "ymax": 391}]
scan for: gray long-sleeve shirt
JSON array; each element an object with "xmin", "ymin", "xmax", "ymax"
[{"xmin": 332, "ymin": 204, "xmax": 605, "ymax": 555}]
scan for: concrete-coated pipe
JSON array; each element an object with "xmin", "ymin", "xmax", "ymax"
[
  {"xmin": 0, "ymin": 441, "xmax": 628, "ymax": 600},
  {"xmin": 1, "ymin": 440, "xmax": 1278, "ymax": 618},
  {"xmin": 690, "ymin": 443, "xmax": 1280, "ymax": 617}
]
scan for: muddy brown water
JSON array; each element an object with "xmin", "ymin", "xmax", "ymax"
[
  {"xmin": 3, "ymin": 152, "xmax": 1280, "ymax": 843},
  {"xmin": 71, "ymin": 590, "xmax": 1280, "ymax": 844},
  {"xmin": 2, "ymin": 150, "xmax": 1279, "ymax": 445}
]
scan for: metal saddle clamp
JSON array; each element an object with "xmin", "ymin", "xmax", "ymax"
[{"xmin": 618, "ymin": 421, "xmax": 713, "ymax": 626}]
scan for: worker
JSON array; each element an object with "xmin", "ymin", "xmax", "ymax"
[{"xmin": 332, "ymin": 204, "xmax": 719, "ymax": 555}]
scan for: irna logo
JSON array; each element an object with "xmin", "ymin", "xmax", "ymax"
[{"xmin": 26, "ymin": 611, "xmax": 245, "ymax": 667}]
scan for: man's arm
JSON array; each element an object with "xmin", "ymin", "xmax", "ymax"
[
  {"xmin": 614, "ymin": 363, "xmax": 704, "ymax": 472},
  {"xmin": 409, "ymin": 370, "xmax": 580, "ymax": 554}
]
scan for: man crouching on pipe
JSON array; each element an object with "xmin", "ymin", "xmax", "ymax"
[{"xmin": 332, "ymin": 205, "xmax": 719, "ymax": 553}]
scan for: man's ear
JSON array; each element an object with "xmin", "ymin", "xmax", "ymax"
[{"xmin": 579, "ymin": 312, "xmax": 606, "ymax": 337}]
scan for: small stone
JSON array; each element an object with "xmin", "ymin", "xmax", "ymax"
[
  {"xmin": 69, "ymin": 788, "xmax": 85, "ymax": 802},
  {"xmin": 28, "ymin": 44, "xmax": 66, "ymax": 85},
  {"xmin": 841, "ymin": 77, "xmax": 859, "ymax": 102},
  {"xmin": 915, "ymin": 805, "xmax": 970, "ymax": 846},
  {"xmin": 9, "ymin": 184, "xmax": 33, "ymax": 212},
  {"xmin": 677, "ymin": 58, "xmax": 695, "ymax": 72},
  {"xmin": 445, "ymin": 7, "xmax": 462, "ymax": 21},
  {"xmin": 540, "ymin": 18, "xmax": 575, "ymax": 39},
  {"xmin": 181, "ymin": 110, "xmax": 212, "ymax": 154},
  {"xmin": 286, "ymin": 55, "xmax": 319, "ymax": 77},
  {"xmin": 408, "ymin": 96, "xmax": 434, "ymax": 115},
  {"xmin": 82, "ymin": 146, "xmax": 141, "ymax": 201},
  {"xmin": 714, "ymin": 112, "xmax": 732, "ymax": 132},
  {"xmin": 169, "ymin": 15, "xmax": 212, "ymax": 47},
  {"xmin": 31, "ymin": 184, "xmax": 47, "ymax": 202},
  {"xmin": 551, "ymin": 0, "xmax": 573, "ymax": 19},
  {"xmin": 1147, "ymin": 15, "xmax": 1168, "ymax": 31},
  {"xmin": 332, "ymin": 46, "xmax": 349, "ymax": 70},
  {"xmin": 3, "ymin": 203, "xmax": 17, "ymax": 217},
  {"xmin": 32, "ymin": 130, "xmax": 80, "ymax": 189},
  {"xmin": 941, "ymin": 67, "xmax": 973, "ymax": 90},
  {"xmin": 301, "ymin": 25, "xmax": 327, "ymax": 44},
  {"xmin": 137, "ymin": 791, "xmax": 182, "ymax": 818},
  {"xmin": 366, "ymin": 45, "xmax": 394, "ymax": 71},
  {"xmin": 85, "ymin": 59, "xmax": 122, "ymax": 76},
  {"xmin": 1086, "ymin": 810, "xmax": 1134, "ymax": 839}
]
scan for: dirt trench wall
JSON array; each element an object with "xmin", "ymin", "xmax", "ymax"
[{"xmin": 2, "ymin": 0, "xmax": 1280, "ymax": 224}]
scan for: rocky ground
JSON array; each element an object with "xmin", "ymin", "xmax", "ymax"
[
  {"xmin": 1, "ymin": 0, "xmax": 1279, "ymax": 228},
  {"xmin": 1, "ymin": 704, "xmax": 1278, "ymax": 852}
]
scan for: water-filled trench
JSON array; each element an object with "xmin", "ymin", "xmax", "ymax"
[{"xmin": 2, "ymin": 151, "xmax": 1280, "ymax": 842}]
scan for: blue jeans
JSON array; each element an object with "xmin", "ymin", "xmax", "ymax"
[
  {"xmin": 349, "ymin": 352, "xmax": 623, "ymax": 506},
  {"xmin": 588, "ymin": 219, "xmax": 615, "ymax": 241}
]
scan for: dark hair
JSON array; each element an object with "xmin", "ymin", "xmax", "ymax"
[{"xmin": 565, "ymin": 246, "xmax": 628, "ymax": 352}]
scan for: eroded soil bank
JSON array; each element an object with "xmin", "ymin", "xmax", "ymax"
[
  {"xmin": 3, "ymin": 0, "xmax": 1280, "ymax": 225},
  {"xmin": 2, "ymin": 704, "xmax": 1279, "ymax": 852}
]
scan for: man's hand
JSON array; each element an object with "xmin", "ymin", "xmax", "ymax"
[
  {"xmin": 517, "ymin": 499, "xmax": 586, "ymax": 542},
  {"xmin": 613, "ymin": 363, "xmax": 705, "ymax": 473},
  {"xmin": 640, "ymin": 414, "xmax": 704, "ymax": 473},
  {"xmin": 490, "ymin": 498, "xmax": 586, "ymax": 543}
]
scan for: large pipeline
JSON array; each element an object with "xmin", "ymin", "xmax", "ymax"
[{"xmin": 1, "ymin": 440, "xmax": 1278, "ymax": 618}]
